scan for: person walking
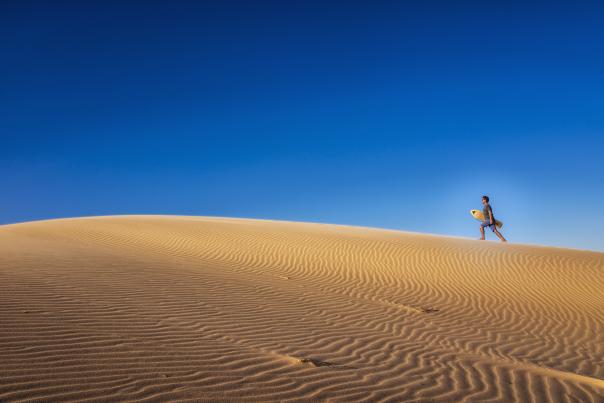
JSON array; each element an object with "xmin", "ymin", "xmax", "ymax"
[{"xmin": 480, "ymin": 195, "xmax": 507, "ymax": 242}]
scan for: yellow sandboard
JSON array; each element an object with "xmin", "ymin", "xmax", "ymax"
[{"xmin": 470, "ymin": 209, "xmax": 503, "ymax": 229}]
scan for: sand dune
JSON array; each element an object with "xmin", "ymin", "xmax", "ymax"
[{"xmin": 0, "ymin": 215, "xmax": 602, "ymax": 402}]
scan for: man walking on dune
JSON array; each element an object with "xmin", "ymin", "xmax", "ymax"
[{"xmin": 480, "ymin": 195, "xmax": 507, "ymax": 242}]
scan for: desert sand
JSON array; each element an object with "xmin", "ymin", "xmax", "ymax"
[{"xmin": 0, "ymin": 215, "xmax": 602, "ymax": 402}]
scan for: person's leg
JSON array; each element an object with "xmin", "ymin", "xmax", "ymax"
[
  {"xmin": 479, "ymin": 224, "xmax": 485, "ymax": 240},
  {"xmin": 493, "ymin": 227, "xmax": 507, "ymax": 242}
]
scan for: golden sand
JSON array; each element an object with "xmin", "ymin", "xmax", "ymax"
[{"xmin": 1, "ymin": 216, "xmax": 602, "ymax": 402}]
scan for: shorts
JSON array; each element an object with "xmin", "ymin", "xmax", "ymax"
[{"xmin": 481, "ymin": 221, "xmax": 496, "ymax": 231}]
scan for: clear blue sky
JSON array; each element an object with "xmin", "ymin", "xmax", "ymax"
[{"xmin": 2, "ymin": 1, "xmax": 603, "ymax": 251}]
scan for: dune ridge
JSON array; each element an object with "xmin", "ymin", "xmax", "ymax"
[{"xmin": 0, "ymin": 215, "xmax": 602, "ymax": 402}]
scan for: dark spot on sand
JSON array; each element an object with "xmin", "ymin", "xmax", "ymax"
[{"xmin": 299, "ymin": 358, "xmax": 337, "ymax": 367}]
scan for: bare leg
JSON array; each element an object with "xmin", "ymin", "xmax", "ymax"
[
  {"xmin": 493, "ymin": 228, "xmax": 507, "ymax": 242},
  {"xmin": 479, "ymin": 226, "xmax": 485, "ymax": 240}
]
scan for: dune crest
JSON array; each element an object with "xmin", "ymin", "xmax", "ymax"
[{"xmin": 1, "ymin": 216, "xmax": 603, "ymax": 402}]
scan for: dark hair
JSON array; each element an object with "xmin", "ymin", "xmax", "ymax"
[{"xmin": 482, "ymin": 195, "xmax": 490, "ymax": 202}]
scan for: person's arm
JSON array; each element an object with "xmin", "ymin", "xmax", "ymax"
[{"xmin": 488, "ymin": 206, "xmax": 494, "ymax": 224}]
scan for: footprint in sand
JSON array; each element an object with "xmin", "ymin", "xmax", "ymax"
[{"xmin": 298, "ymin": 357, "xmax": 337, "ymax": 367}]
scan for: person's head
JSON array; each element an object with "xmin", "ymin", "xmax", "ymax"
[{"xmin": 482, "ymin": 195, "xmax": 490, "ymax": 205}]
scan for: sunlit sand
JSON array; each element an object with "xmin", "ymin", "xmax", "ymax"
[{"xmin": 1, "ymin": 216, "xmax": 602, "ymax": 402}]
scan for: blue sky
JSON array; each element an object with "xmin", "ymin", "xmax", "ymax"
[{"xmin": 2, "ymin": 1, "xmax": 603, "ymax": 251}]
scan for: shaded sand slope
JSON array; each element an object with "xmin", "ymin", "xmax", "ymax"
[{"xmin": 0, "ymin": 216, "xmax": 603, "ymax": 402}]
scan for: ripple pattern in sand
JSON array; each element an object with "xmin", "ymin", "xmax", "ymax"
[{"xmin": 0, "ymin": 216, "xmax": 603, "ymax": 402}]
